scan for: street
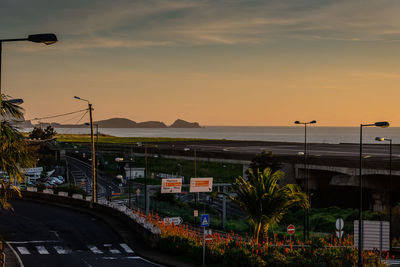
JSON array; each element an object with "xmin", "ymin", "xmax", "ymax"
[{"xmin": 0, "ymin": 200, "xmax": 162, "ymax": 267}]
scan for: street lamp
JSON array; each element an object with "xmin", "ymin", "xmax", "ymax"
[
  {"xmin": 75, "ymin": 96, "xmax": 96, "ymax": 203},
  {"xmin": 358, "ymin": 121, "xmax": 389, "ymax": 266},
  {"xmin": 375, "ymin": 136, "xmax": 393, "ymax": 254},
  {"xmin": 0, "ymin": 33, "xmax": 58, "ymax": 94},
  {"xmin": 294, "ymin": 120, "xmax": 316, "ymax": 241}
]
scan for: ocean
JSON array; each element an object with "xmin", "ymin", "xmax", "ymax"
[{"xmin": 23, "ymin": 126, "xmax": 400, "ymax": 144}]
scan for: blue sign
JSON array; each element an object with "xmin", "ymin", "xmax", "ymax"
[{"xmin": 201, "ymin": 214, "xmax": 209, "ymax": 227}]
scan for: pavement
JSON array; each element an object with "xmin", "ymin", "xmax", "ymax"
[{"xmin": 0, "ymin": 200, "xmax": 196, "ymax": 267}]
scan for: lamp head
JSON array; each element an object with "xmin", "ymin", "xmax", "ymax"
[
  {"xmin": 115, "ymin": 157, "xmax": 124, "ymax": 162},
  {"xmin": 375, "ymin": 137, "xmax": 385, "ymax": 142},
  {"xmin": 6, "ymin": 98, "xmax": 23, "ymax": 105},
  {"xmin": 28, "ymin": 33, "xmax": 58, "ymax": 45},
  {"xmin": 374, "ymin": 121, "xmax": 390, "ymax": 128},
  {"xmin": 310, "ymin": 120, "xmax": 317, "ymax": 124},
  {"xmin": 74, "ymin": 96, "xmax": 81, "ymax": 100},
  {"xmin": 294, "ymin": 121, "xmax": 300, "ymax": 124}
]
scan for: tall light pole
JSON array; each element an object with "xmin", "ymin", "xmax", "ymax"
[
  {"xmin": 358, "ymin": 122, "xmax": 389, "ymax": 267},
  {"xmin": 375, "ymin": 136, "xmax": 393, "ymax": 254},
  {"xmin": 75, "ymin": 96, "xmax": 96, "ymax": 203},
  {"xmin": 294, "ymin": 120, "xmax": 316, "ymax": 241},
  {"xmin": 0, "ymin": 33, "xmax": 57, "ymax": 131},
  {"xmin": 0, "ymin": 33, "xmax": 58, "ymax": 95}
]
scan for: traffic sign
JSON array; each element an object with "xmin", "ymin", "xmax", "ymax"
[
  {"xmin": 336, "ymin": 230, "xmax": 344, "ymax": 239},
  {"xmin": 161, "ymin": 178, "xmax": 182, "ymax": 193},
  {"xmin": 287, "ymin": 224, "xmax": 295, "ymax": 235},
  {"xmin": 201, "ymin": 214, "xmax": 210, "ymax": 227},
  {"xmin": 163, "ymin": 217, "xmax": 183, "ymax": 226},
  {"xmin": 190, "ymin": 178, "xmax": 213, "ymax": 192},
  {"xmin": 336, "ymin": 218, "xmax": 344, "ymax": 230},
  {"xmin": 205, "ymin": 234, "xmax": 213, "ymax": 243}
]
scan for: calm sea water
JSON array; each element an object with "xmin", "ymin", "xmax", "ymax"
[{"xmin": 23, "ymin": 126, "xmax": 400, "ymax": 144}]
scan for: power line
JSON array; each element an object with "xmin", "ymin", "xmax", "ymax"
[{"xmin": 31, "ymin": 109, "xmax": 88, "ymax": 121}]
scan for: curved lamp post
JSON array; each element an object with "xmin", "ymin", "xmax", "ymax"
[
  {"xmin": 74, "ymin": 96, "xmax": 96, "ymax": 203},
  {"xmin": 294, "ymin": 120, "xmax": 316, "ymax": 241},
  {"xmin": 358, "ymin": 121, "xmax": 389, "ymax": 267},
  {"xmin": 0, "ymin": 33, "xmax": 57, "ymax": 94},
  {"xmin": 375, "ymin": 136, "xmax": 393, "ymax": 254}
]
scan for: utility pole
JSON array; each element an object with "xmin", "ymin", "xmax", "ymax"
[
  {"xmin": 75, "ymin": 96, "xmax": 96, "ymax": 203},
  {"xmin": 145, "ymin": 144, "xmax": 148, "ymax": 214},
  {"xmin": 89, "ymin": 103, "xmax": 96, "ymax": 203}
]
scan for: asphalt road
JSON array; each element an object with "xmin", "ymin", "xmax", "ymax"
[
  {"xmin": 181, "ymin": 142, "xmax": 400, "ymax": 159},
  {"xmin": 0, "ymin": 200, "xmax": 162, "ymax": 267},
  {"xmin": 67, "ymin": 156, "xmax": 121, "ymax": 199}
]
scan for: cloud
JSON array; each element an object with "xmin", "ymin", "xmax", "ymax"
[{"xmin": 2, "ymin": 0, "xmax": 400, "ymax": 50}]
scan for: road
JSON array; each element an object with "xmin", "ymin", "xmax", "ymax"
[
  {"xmin": 180, "ymin": 142, "xmax": 400, "ymax": 159},
  {"xmin": 0, "ymin": 200, "xmax": 162, "ymax": 267},
  {"xmin": 67, "ymin": 156, "xmax": 121, "ymax": 199}
]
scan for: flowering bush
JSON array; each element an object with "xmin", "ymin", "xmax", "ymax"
[
  {"xmin": 155, "ymin": 220, "xmax": 387, "ymax": 267},
  {"xmin": 123, "ymin": 209, "xmax": 386, "ymax": 266}
]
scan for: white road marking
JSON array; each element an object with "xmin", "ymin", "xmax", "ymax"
[
  {"xmin": 17, "ymin": 246, "xmax": 30, "ymax": 255},
  {"xmin": 109, "ymin": 248, "xmax": 121, "ymax": 254},
  {"xmin": 36, "ymin": 246, "xmax": 49, "ymax": 254},
  {"xmin": 8, "ymin": 240, "xmax": 59, "ymax": 244},
  {"xmin": 54, "ymin": 246, "xmax": 69, "ymax": 254},
  {"xmin": 120, "ymin": 243, "xmax": 134, "ymax": 253},
  {"xmin": 88, "ymin": 245, "xmax": 103, "ymax": 254}
]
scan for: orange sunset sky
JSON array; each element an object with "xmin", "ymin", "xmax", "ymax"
[{"xmin": 1, "ymin": 0, "xmax": 400, "ymax": 126}]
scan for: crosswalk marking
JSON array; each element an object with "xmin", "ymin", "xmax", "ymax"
[
  {"xmin": 36, "ymin": 246, "xmax": 49, "ymax": 254},
  {"xmin": 88, "ymin": 245, "xmax": 103, "ymax": 254},
  {"xmin": 54, "ymin": 246, "xmax": 69, "ymax": 254},
  {"xmin": 17, "ymin": 247, "xmax": 30, "ymax": 255},
  {"xmin": 14, "ymin": 243, "xmax": 134, "ymax": 256},
  {"xmin": 109, "ymin": 248, "xmax": 121, "ymax": 254},
  {"xmin": 120, "ymin": 243, "xmax": 134, "ymax": 253}
]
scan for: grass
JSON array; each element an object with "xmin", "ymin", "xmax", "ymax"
[
  {"xmin": 102, "ymin": 153, "xmax": 243, "ymax": 184},
  {"xmin": 55, "ymin": 133, "xmax": 215, "ymax": 144}
]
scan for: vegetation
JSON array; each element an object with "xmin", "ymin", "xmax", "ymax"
[
  {"xmin": 29, "ymin": 125, "xmax": 56, "ymax": 140},
  {"xmin": 102, "ymin": 153, "xmax": 242, "ymax": 184},
  {"xmin": 0, "ymin": 94, "xmax": 33, "ymax": 210},
  {"xmin": 230, "ymin": 168, "xmax": 309, "ymax": 244},
  {"xmin": 135, "ymin": 211, "xmax": 387, "ymax": 266},
  {"xmin": 245, "ymin": 151, "xmax": 281, "ymax": 178},
  {"xmin": 56, "ymin": 134, "xmax": 214, "ymax": 144}
]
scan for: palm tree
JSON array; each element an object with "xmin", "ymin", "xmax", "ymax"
[
  {"xmin": 230, "ymin": 168, "xmax": 309, "ymax": 244},
  {"xmin": 0, "ymin": 94, "xmax": 33, "ymax": 210}
]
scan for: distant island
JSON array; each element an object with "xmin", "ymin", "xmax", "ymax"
[{"xmin": 22, "ymin": 118, "xmax": 202, "ymax": 128}]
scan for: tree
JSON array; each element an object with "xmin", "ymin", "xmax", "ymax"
[
  {"xmin": 29, "ymin": 125, "xmax": 56, "ymax": 140},
  {"xmin": 0, "ymin": 94, "xmax": 33, "ymax": 210},
  {"xmin": 230, "ymin": 168, "xmax": 309, "ymax": 244},
  {"xmin": 246, "ymin": 151, "xmax": 281, "ymax": 178}
]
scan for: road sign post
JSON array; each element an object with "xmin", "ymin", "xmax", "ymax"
[
  {"xmin": 201, "ymin": 214, "xmax": 210, "ymax": 266},
  {"xmin": 336, "ymin": 218, "xmax": 344, "ymax": 247},
  {"xmin": 163, "ymin": 217, "xmax": 183, "ymax": 226},
  {"xmin": 287, "ymin": 224, "xmax": 295, "ymax": 242}
]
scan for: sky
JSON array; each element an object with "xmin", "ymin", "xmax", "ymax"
[{"xmin": 1, "ymin": 0, "xmax": 400, "ymax": 126}]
